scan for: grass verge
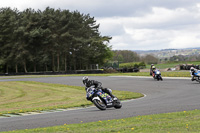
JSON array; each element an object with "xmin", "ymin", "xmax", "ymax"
[
  {"xmin": 0, "ymin": 71, "xmax": 191, "ymax": 80},
  {"xmin": 146, "ymin": 61, "xmax": 200, "ymax": 69},
  {"xmin": 0, "ymin": 81, "xmax": 143, "ymax": 115},
  {"xmin": 3, "ymin": 109, "xmax": 200, "ymax": 133}
]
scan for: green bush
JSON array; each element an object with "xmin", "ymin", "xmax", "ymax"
[
  {"xmin": 103, "ymin": 68, "xmax": 119, "ymax": 73},
  {"xmin": 138, "ymin": 62, "xmax": 146, "ymax": 68},
  {"xmin": 119, "ymin": 62, "xmax": 146, "ymax": 69}
]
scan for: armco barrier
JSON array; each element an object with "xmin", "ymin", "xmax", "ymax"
[{"xmin": 76, "ymin": 70, "xmax": 104, "ymax": 74}]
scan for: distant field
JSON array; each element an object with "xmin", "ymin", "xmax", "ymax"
[
  {"xmin": 118, "ymin": 61, "xmax": 200, "ymax": 70},
  {"xmin": 146, "ymin": 61, "xmax": 200, "ymax": 69}
]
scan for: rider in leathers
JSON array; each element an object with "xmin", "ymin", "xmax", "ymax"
[{"xmin": 82, "ymin": 76, "xmax": 117, "ymax": 101}]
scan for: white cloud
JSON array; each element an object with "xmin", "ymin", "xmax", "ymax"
[
  {"xmin": 97, "ymin": 17, "xmax": 125, "ymax": 36},
  {"xmin": 169, "ymin": 27, "xmax": 200, "ymax": 49},
  {"xmin": 96, "ymin": 4, "xmax": 200, "ymax": 50}
]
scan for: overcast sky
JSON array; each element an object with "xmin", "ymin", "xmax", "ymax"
[{"xmin": 1, "ymin": 0, "xmax": 200, "ymax": 50}]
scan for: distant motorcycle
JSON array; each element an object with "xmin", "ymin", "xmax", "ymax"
[
  {"xmin": 190, "ymin": 69, "xmax": 200, "ymax": 83},
  {"xmin": 152, "ymin": 69, "xmax": 163, "ymax": 81},
  {"xmin": 86, "ymin": 86, "xmax": 122, "ymax": 110}
]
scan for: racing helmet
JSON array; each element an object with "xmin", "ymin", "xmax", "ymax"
[
  {"xmin": 152, "ymin": 66, "xmax": 156, "ymax": 70},
  {"xmin": 190, "ymin": 67, "xmax": 194, "ymax": 71},
  {"xmin": 82, "ymin": 76, "xmax": 88, "ymax": 85}
]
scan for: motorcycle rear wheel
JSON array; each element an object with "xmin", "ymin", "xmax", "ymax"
[
  {"xmin": 114, "ymin": 99, "xmax": 122, "ymax": 109},
  {"xmin": 93, "ymin": 99, "xmax": 106, "ymax": 110}
]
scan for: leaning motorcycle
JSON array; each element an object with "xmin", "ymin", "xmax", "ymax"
[
  {"xmin": 86, "ymin": 86, "xmax": 122, "ymax": 110},
  {"xmin": 153, "ymin": 69, "xmax": 163, "ymax": 81},
  {"xmin": 190, "ymin": 69, "xmax": 200, "ymax": 83}
]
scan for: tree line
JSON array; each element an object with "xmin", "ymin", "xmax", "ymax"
[
  {"xmin": 112, "ymin": 50, "xmax": 158, "ymax": 64},
  {"xmin": 0, "ymin": 7, "xmax": 112, "ymax": 73},
  {"xmin": 168, "ymin": 55, "xmax": 200, "ymax": 62}
]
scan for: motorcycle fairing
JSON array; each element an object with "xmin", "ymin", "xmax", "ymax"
[
  {"xmin": 194, "ymin": 71, "xmax": 200, "ymax": 77},
  {"xmin": 96, "ymin": 91, "xmax": 112, "ymax": 104},
  {"xmin": 86, "ymin": 87, "xmax": 95, "ymax": 100}
]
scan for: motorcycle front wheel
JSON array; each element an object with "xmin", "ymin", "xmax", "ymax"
[{"xmin": 93, "ymin": 99, "xmax": 106, "ymax": 110}]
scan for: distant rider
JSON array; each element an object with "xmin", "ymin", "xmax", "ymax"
[
  {"xmin": 82, "ymin": 76, "xmax": 117, "ymax": 101},
  {"xmin": 150, "ymin": 64, "xmax": 154, "ymax": 76},
  {"xmin": 151, "ymin": 66, "xmax": 156, "ymax": 77},
  {"xmin": 190, "ymin": 67, "xmax": 197, "ymax": 81}
]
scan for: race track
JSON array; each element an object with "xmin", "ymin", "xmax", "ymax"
[{"xmin": 0, "ymin": 76, "xmax": 200, "ymax": 131}]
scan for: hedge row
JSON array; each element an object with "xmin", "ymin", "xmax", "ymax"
[{"xmin": 119, "ymin": 62, "xmax": 146, "ymax": 69}]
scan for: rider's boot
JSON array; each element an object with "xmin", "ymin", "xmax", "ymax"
[
  {"xmin": 108, "ymin": 91, "xmax": 117, "ymax": 101},
  {"xmin": 191, "ymin": 76, "xmax": 195, "ymax": 81},
  {"xmin": 104, "ymin": 88, "xmax": 118, "ymax": 101},
  {"xmin": 108, "ymin": 93, "xmax": 117, "ymax": 101},
  {"xmin": 112, "ymin": 96, "xmax": 118, "ymax": 101}
]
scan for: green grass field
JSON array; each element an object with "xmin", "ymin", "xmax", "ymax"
[
  {"xmin": 146, "ymin": 61, "xmax": 200, "ymax": 69},
  {"xmin": 3, "ymin": 109, "xmax": 200, "ymax": 133},
  {"xmin": 0, "ymin": 81, "xmax": 143, "ymax": 116},
  {"xmin": 119, "ymin": 61, "xmax": 200, "ymax": 69}
]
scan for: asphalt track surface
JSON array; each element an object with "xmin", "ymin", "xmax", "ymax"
[{"xmin": 1, "ymin": 76, "xmax": 200, "ymax": 132}]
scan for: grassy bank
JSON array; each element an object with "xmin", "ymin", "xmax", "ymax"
[
  {"xmin": 0, "ymin": 71, "xmax": 191, "ymax": 80},
  {"xmin": 4, "ymin": 109, "xmax": 200, "ymax": 133},
  {"xmin": 0, "ymin": 81, "xmax": 143, "ymax": 115},
  {"xmin": 146, "ymin": 61, "xmax": 200, "ymax": 69},
  {"xmin": 119, "ymin": 61, "xmax": 200, "ymax": 70},
  {"xmin": 106, "ymin": 71, "xmax": 190, "ymax": 77}
]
